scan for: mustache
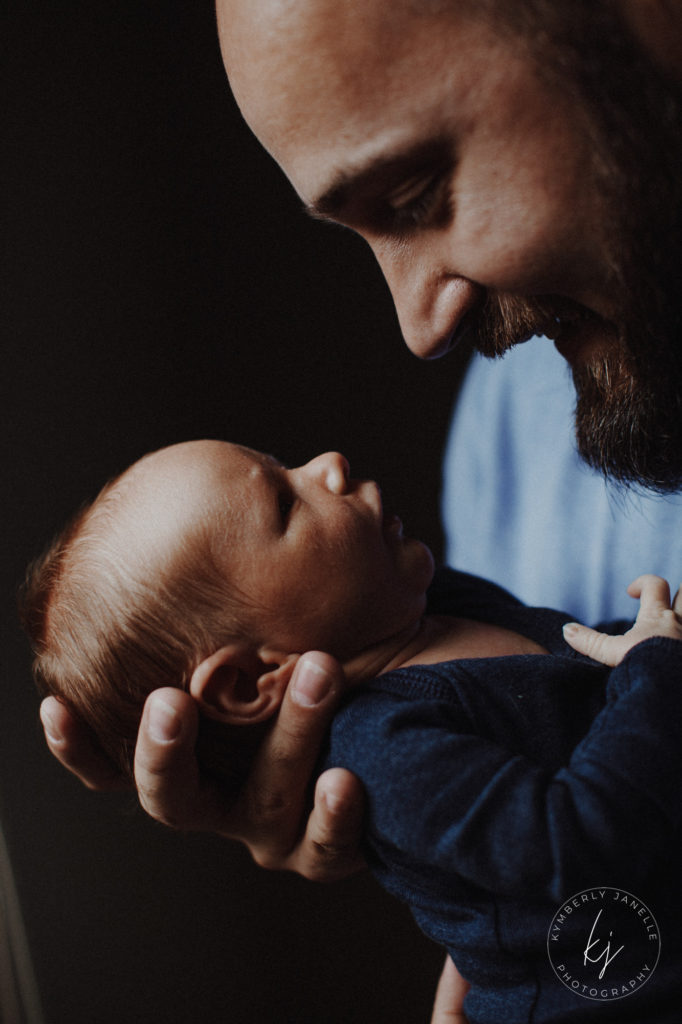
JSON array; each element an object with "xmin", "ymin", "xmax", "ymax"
[
  {"xmin": 470, "ymin": 290, "xmax": 682, "ymax": 492},
  {"xmin": 469, "ymin": 291, "xmax": 591, "ymax": 357}
]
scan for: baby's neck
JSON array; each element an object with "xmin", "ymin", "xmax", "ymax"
[{"xmin": 342, "ymin": 613, "xmax": 547, "ymax": 685}]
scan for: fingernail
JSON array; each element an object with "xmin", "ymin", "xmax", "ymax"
[
  {"xmin": 323, "ymin": 789, "xmax": 344, "ymax": 815},
  {"xmin": 40, "ymin": 705, "xmax": 64, "ymax": 745},
  {"xmin": 292, "ymin": 658, "xmax": 333, "ymax": 707},
  {"xmin": 563, "ymin": 623, "xmax": 580, "ymax": 638},
  {"xmin": 147, "ymin": 697, "xmax": 182, "ymax": 743}
]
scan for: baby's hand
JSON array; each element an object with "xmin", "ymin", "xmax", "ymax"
[{"xmin": 563, "ymin": 574, "xmax": 682, "ymax": 667}]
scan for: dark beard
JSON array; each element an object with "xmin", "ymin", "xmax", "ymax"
[
  {"xmin": 471, "ymin": 292, "xmax": 566, "ymax": 359},
  {"xmin": 468, "ymin": 289, "xmax": 682, "ymax": 493},
  {"xmin": 463, "ymin": 1, "xmax": 682, "ymax": 492},
  {"xmin": 572, "ymin": 349, "xmax": 682, "ymax": 494}
]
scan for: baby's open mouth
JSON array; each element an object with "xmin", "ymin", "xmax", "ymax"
[{"xmin": 382, "ymin": 512, "xmax": 404, "ymax": 540}]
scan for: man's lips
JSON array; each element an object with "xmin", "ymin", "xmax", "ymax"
[
  {"xmin": 445, "ymin": 293, "xmax": 607, "ymax": 358},
  {"xmin": 539, "ymin": 303, "xmax": 599, "ymax": 344},
  {"xmin": 552, "ymin": 315, "xmax": 615, "ymax": 365},
  {"xmin": 531, "ymin": 298, "xmax": 617, "ymax": 364}
]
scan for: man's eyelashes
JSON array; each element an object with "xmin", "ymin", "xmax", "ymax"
[{"xmin": 382, "ymin": 171, "xmax": 452, "ymax": 233}]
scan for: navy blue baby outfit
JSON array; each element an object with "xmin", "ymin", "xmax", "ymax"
[{"xmin": 325, "ymin": 569, "xmax": 682, "ymax": 1022}]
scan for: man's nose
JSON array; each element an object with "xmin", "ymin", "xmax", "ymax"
[
  {"xmin": 302, "ymin": 452, "xmax": 350, "ymax": 494},
  {"xmin": 373, "ymin": 245, "xmax": 484, "ymax": 359}
]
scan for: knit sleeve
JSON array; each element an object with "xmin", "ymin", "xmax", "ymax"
[{"xmin": 329, "ymin": 638, "xmax": 682, "ymax": 902}]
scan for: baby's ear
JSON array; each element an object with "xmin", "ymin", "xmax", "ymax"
[{"xmin": 189, "ymin": 644, "xmax": 299, "ymax": 725}]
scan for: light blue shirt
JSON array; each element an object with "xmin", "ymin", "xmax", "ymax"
[{"xmin": 441, "ymin": 335, "xmax": 682, "ymax": 624}]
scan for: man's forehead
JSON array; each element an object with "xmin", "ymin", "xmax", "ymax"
[
  {"xmin": 217, "ymin": 0, "xmax": 348, "ymax": 62},
  {"xmin": 218, "ymin": 0, "xmax": 413, "ymax": 37},
  {"xmin": 218, "ymin": 0, "xmax": 499, "ymax": 197},
  {"xmin": 217, "ymin": 0, "xmax": 466, "ymax": 85}
]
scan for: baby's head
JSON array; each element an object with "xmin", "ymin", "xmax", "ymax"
[{"xmin": 21, "ymin": 440, "xmax": 433, "ymax": 787}]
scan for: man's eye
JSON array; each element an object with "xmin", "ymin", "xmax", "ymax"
[{"xmin": 382, "ymin": 171, "xmax": 451, "ymax": 233}]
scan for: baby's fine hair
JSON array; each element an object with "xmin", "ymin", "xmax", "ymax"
[{"xmin": 20, "ymin": 466, "xmax": 250, "ymax": 782}]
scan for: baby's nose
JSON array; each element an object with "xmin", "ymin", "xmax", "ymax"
[{"xmin": 306, "ymin": 451, "xmax": 350, "ymax": 494}]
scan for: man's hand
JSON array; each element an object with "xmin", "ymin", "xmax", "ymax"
[
  {"xmin": 41, "ymin": 697, "xmax": 131, "ymax": 791},
  {"xmin": 430, "ymin": 956, "xmax": 470, "ymax": 1024},
  {"xmin": 563, "ymin": 574, "xmax": 682, "ymax": 666},
  {"xmin": 41, "ymin": 651, "xmax": 366, "ymax": 881}
]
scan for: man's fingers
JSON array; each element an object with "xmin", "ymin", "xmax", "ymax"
[
  {"xmin": 284, "ymin": 768, "xmax": 366, "ymax": 881},
  {"xmin": 135, "ymin": 688, "xmax": 229, "ymax": 833},
  {"xmin": 134, "ymin": 654, "xmax": 349, "ymax": 869},
  {"xmin": 240, "ymin": 652, "xmax": 345, "ymax": 863},
  {"xmin": 430, "ymin": 956, "xmax": 470, "ymax": 1024},
  {"xmin": 40, "ymin": 696, "xmax": 130, "ymax": 791}
]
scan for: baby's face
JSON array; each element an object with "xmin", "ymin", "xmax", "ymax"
[{"xmin": 141, "ymin": 440, "xmax": 434, "ymax": 659}]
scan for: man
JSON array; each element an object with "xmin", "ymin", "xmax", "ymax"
[
  {"xmin": 442, "ymin": 335, "xmax": 682, "ymax": 624},
  {"xmin": 41, "ymin": 1, "xmax": 681, "ymax": 1017}
]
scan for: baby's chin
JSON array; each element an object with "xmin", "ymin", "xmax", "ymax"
[{"xmin": 401, "ymin": 535, "xmax": 437, "ymax": 599}]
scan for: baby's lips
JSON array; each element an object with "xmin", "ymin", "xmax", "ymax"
[{"xmin": 382, "ymin": 512, "xmax": 404, "ymax": 540}]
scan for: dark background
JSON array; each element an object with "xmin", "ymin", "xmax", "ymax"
[{"xmin": 4, "ymin": 2, "xmax": 468, "ymax": 1021}]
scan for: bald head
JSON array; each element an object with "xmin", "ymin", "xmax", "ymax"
[
  {"xmin": 217, "ymin": 0, "xmax": 455, "ymax": 184},
  {"xmin": 216, "ymin": 0, "xmax": 682, "ymax": 489}
]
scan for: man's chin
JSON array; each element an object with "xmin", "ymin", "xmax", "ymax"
[
  {"xmin": 471, "ymin": 289, "xmax": 682, "ymax": 492},
  {"xmin": 573, "ymin": 354, "xmax": 682, "ymax": 494}
]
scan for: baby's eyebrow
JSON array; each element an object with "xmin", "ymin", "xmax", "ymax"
[
  {"xmin": 232, "ymin": 444, "xmax": 287, "ymax": 471},
  {"xmin": 263, "ymin": 452, "xmax": 288, "ymax": 470}
]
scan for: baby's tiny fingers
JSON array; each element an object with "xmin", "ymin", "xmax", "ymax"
[
  {"xmin": 563, "ymin": 623, "xmax": 625, "ymax": 667},
  {"xmin": 673, "ymin": 584, "xmax": 682, "ymax": 619},
  {"xmin": 627, "ymin": 574, "xmax": 671, "ymax": 610}
]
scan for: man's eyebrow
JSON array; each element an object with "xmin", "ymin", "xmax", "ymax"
[
  {"xmin": 304, "ymin": 138, "xmax": 451, "ymax": 222},
  {"xmin": 304, "ymin": 172, "xmax": 358, "ymax": 221}
]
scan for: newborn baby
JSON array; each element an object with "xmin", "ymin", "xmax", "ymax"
[{"xmin": 21, "ymin": 440, "xmax": 682, "ymax": 1023}]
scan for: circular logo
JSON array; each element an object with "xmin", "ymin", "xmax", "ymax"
[{"xmin": 547, "ymin": 887, "xmax": 660, "ymax": 1002}]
